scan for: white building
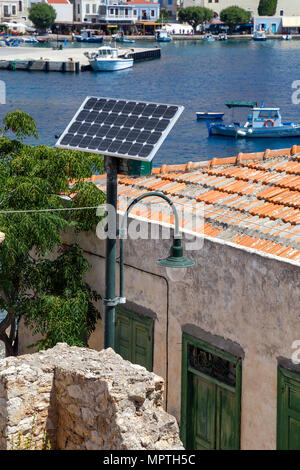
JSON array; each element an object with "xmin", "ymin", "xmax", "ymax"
[
  {"xmin": 71, "ymin": 0, "xmax": 159, "ymax": 26},
  {"xmin": 27, "ymin": 0, "xmax": 73, "ymax": 23},
  {"xmin": 178, "ymin": 1, "xmax": 300, "ymax": 19},
  {"xmin": 0, "ymin": 0, "xmax": 28, "ymax": 24},
  {"xmin": 45, "ymin": 0, "xmax": 73, "ymax": 23}
]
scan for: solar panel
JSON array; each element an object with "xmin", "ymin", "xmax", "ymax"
[{"xmin": 55, "ymin": 96, "xmax": 184, "ymax": 162}]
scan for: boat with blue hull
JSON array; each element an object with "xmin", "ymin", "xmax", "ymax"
[
  {"xmin": 85, "ymin": 46, "xmax": 133, "ymax": 72},
  {"xmin": 112, "ymin": 32, "xmax": 135, "ymax": 44},
  {"xmin": 208, "ymin": 102, "xmax": 300, "ymax": 138},
  {"xmin": 155, "ymin": 30, "xmax": 171, "ymax": 42},
  {"xmin": 196, "ymin": 112, "xmax": 224, "ymax": 120},
  {"xmin": 203, "ymin": 33, "xmax": 215, "ymax": 42},
  {"xmin": 253, "ymin": 31, "xmax": 267, "ymax": 41},
  {"xmin": 75, "ymin": 29, "xmax": 103, "ymax": 43}
]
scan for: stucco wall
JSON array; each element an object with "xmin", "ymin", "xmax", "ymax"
[{"xmin": 60, "ymin": 217, "xmax": 300, "ymax": 450}]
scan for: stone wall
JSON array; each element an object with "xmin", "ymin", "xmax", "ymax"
[{"xmin": 0, "ymin": 343, "xmax": 183, "ymax": 450}]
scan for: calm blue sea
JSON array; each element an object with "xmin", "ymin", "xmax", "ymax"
[{"xmin": 2, "ymin": 39, "xmax": 300, "ymax": 166}]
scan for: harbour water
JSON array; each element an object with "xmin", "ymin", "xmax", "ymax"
[{"xmin": 2, "ymin": 39, "xmax": 300, "ymax": 166}]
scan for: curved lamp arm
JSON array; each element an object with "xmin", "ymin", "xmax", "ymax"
[
  {"xmin": 120, "ymin": 191, "xmax": 181, "ymax": 239},
  {"xmin": 118, "ymin": 191, "xmax": 181, "ymax": 299}
]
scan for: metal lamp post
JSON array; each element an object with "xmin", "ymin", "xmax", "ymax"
[{"xmin": 103, "ymin": 174, "xmax": 195, "ymax": 349}]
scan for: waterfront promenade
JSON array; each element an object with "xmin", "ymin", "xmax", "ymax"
[{"xmin": 37, "ymin": 33, "xmax": 300, "ymax": 42}]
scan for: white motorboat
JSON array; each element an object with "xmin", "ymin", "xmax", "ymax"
[
  {"xmin": 253, "ymin": 30, "xmax": 267, "ymax": 41},
  {"xmin": 282, "ymin": 34, "xmax": 292, "ymax": 40},
  {"xmin": 155, "ymin": 30, "xmax": 172, "ymax": 42},
  {"xmin": 85, "ymin": 46, "xmax": 133, "ymax": 72}
]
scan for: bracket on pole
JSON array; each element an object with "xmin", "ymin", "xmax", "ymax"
[{"xmin": 103, "ymin": 296, "xmax": 126, "ymax": 307}]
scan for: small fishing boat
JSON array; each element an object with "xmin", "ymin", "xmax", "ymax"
[
  {"xmin": 5, "ymin": 38, "xmax": 21, "ymax": 47},
  {"xmin": 203, "ymin": 33, "xmax": 215, "ymax": 42},
  {"xmin": 218, "ymin": 33, "xmax": 227, "ymax": 41},
  {"xmin": 282, "ymin": 34, "xmax": 292, "ymax": 40},
  {"xmin": 155, "ymin": 30, "xmax": 171, "ymax": 42},
  {"xmin": 196, "ymin": 112, "xmax": 224, "ymax": 120},
  {"xmin": 208, "ymin": 101, "xmax": 300, "ymax": 138},
  {"xmin": 22, "ymin": 37, "xmax": 38, "ymax": 44},
  {"xmin": 253, "ymin": 30, "xmax": 267, "ymax": 41},
  {"xmin": 112, "ymin": 32, "xmax": 135, "ymax": 44},
  {"xmin": 85, "ymin": 46, "xmax": 133, "ymax": 72},
  {"xmin": 75, "ymin": 29, "xmax": 103, "ymax": 43}
]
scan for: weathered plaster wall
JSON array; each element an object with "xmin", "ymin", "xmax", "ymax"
[
  {"xmin": 0, "ymin": 343, "xmax": 183, "ymax": 450},
  {"xmin": 58, "ymin": 220, "xmax": 300, "ymax": 450}
]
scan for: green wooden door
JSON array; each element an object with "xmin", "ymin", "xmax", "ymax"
[
  {"xmin": 277, "ymin": 367, "xmax": 300, "ymax": 450},
  {"xmin": 181, "ymin": 333, "xmax": 242, "ymax": 450},
  {"xmin": 115, "ymin": 306, "xmax": 153, "ymax": 371}
]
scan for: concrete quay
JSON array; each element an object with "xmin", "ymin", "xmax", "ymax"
[{"xmin": 0, "ymin": 45, "xmax": 161, "ymax": 72}]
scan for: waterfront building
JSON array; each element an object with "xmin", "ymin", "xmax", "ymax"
[
  {"xmin": 27, "ymin": 0, "xmax": 73, "ymax": 24},
  {"xmin": 45, "ymin": 0, "xmax": 73, "ymax": 23},
  {"xmin": 69, "ymin": 0, "xmax": 159, "ymax": 30},
  {"xmin": 178, "ymin": 1, "xmax": 300, "ymax": 20},
  {"xmin": 0, "ymin": 0, "xmax": 28, "ymax": 24},
  {"xmin": 254, "ymin": 15, "xmax": 300, "ymax": 34}
]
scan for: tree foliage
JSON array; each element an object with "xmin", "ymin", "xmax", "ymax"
[
  {"xmin": 258, "ymin": 0, "xmax": 277, "ymax": 16},
  {"xmin": 178, "ymin": 7, "xmax": 214, "ymax": 32},
  {"xmin": 28, "ymin": 3, "xmax": 56, "ymax": 31},
  {"xmin": 159, "ymin": 8, "xmax": 169, "ymax": 21},
  {"xmin": 0, "ymin": 111, "xmax": 105, "ymax": 356},
  {"xmin": 220, "ymin": 6, "xmax": 251, "ymax": 31}
]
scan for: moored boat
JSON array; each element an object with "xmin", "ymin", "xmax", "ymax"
[
  {"xmin": 208, "ymin": 101, "xmax": 300, "ymax": 138},
  {"xmin": 22, "ymin": 37, "xmax": 38, "ymax": 44},
  {"xmin": 203, "ymin": 33, "xmax": 215, "ymax": 42},
  {"xmin": 253, "ymin": 30, "xmax": 267, "ymax": 41},
  {"xmin": 282, "ymin": 34, "xmax": 292, "ymax": 40},
  {"xmin": 155, "ymin": 30, "xmax": 171, "ymax": 42},
  {"xmin": 85, "ymin": 46, "xmax": 133, "ymax": 72},
  {"xmin": 112, "ymin": 32, "xmax": 135, "ymax": 44},
  {"xmin": 218, "ymin": 33, "xmax": 227, "ymax": 41},
  {"xmin": 196, "ymin": 112, "xmax": 224, "ymax": 120},
  {"xmin": 75, "ymin": 29, "xmax": 103, "ymax": 43}
]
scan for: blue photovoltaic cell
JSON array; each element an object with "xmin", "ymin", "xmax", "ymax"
[{"xmin": 56, "ymin": 96, "xmax": 184, "ymax": 162}]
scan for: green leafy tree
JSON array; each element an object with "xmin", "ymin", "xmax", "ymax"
[
  {"xmin": 258, "ymin": 0, "xmax": 277, "ymax": 16},
  {"xmin": 178, "ymin": 7, "xmax": 214, "ymax": 33},
  {"xmin": 0, "ymin": 111, "xmax": 105, "ymax": 356},
  {"xmin": 159, "ymin": 8, "xmax": 169, "ymax": 22},
  {"xmin": 28, "ymin": 3, "xmax": 56, "ymax": 32},
  {"xmin": 220, "ymin": 6, "xmax": 251, "ymax": 32}
]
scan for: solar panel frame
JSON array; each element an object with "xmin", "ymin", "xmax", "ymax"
[{"xmin": 55, "ymin": 96, "xmax": 184, "ymax": 162}]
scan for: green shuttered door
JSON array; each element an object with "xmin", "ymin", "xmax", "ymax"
[
  {"xmin": 277, "ymin": 367, "xmax": 300, "ymax": 450},
  {"xmin": 181, "ymin": 333, "xmax": 242, "ymax": 450},
  {"xmin": 115, "ymin": 306, "xmax": 153, "ymax": 371}
]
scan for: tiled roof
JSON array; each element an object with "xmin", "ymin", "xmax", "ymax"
[
  {"xmin": 46, "ymin": 0, "xmax": 69, "ymax": 4},
  {"xmin": 91, "ymin": 145, "xmax": 300, "ymax": 264},
  {"xmin": 124, "ymin": 1, "xmax": 158, "ymax": 4}
]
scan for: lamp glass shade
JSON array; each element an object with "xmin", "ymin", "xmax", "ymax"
[{"xmin": 156, "ymin": 238, "xmax": 195, "ymax": 269}]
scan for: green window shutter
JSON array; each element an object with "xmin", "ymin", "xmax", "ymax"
[
  {"xmin": 115, "ymin": 306, "xmax": 153, "ymax": 371},
  {"xmin": 277, "ymin": 367, "xmax": 300, "ymax": 450},
  {"xmin": 190, "ymin": 373, "xmax": 216, "ymax": 450},
  {"xmin": 181, "ymin": 333, "xmax": 242, "ymax": 450}
]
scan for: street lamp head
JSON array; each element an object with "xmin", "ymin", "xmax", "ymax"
[{"xmin": 156, "ymin": 238, "xmax": 195, "ymax": 269}]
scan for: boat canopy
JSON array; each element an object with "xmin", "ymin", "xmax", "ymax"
[{"xmin": 225, "ymin": 100, "xmax": 257, "ymax": 109}]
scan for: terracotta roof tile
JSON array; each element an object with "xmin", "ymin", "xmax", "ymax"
[{"xmin": 92, "ymin": 145, "xmax": 300, "ymax": 264}]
